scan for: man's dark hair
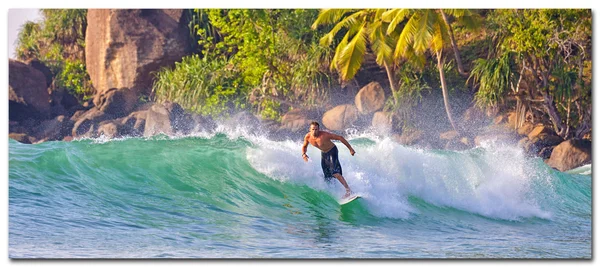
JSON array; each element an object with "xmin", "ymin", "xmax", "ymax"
[{"xmin": 310, "ymin": 121, "xmax": 320, "ymax": 128}]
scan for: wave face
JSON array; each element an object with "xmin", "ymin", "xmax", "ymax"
[{"xmin": 8, "ymin": 128, "xmax": 591, "ymax": 258}]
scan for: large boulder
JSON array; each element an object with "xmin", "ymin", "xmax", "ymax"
[
  {"xmin": 26, "ymin": 59, "xmax": 52, "ymax": 88},
  {"xmin": 280, "ymin": 109, "xmax": 316, "ymax": 133},
  {"xmin": 86, "ymin": 9, "xmax": 193, "ymax": 111},
  {"xmin": 546, "ymin": 139, "xmax": 592, "ymax": 172},
  {"xmin": 72, "ymin": 107, "xmax": 115, "ymax": 137},
  {"xmin": 142, "ymin": 102, "xmax": 194, "ymax": 137},
  {"xmin": 517, "ymin": 122, "xmax": 535, "ymax": 136},
  {"xmin": 322, "ymin": 104, "xmax": 359, "ymax": 131},
  {"xmin": 354, "ymin": 81, "xmax": 385, "ymax": 115},
  {"xmin": 392, "ymin": 129, "xmax": 424, "ymax": 146},
  {"xmin": 527, "ymin": 125, "xmax": 555, "ymax": 140},
  {"xmin": 9, "ymin": 59, "xmax": 51, "ymax": 121},
  {"xmin": 371, "ymin": 111, "xmax": 394, "ymax": 135},
  {"xmin": 120, "ymin": 110, "xmax": 148, "ymax": 136},
  {"xmin": 521, "ymin": 133, "xmax": 564, "ymax": 156},
  {"xmin": 144, "ymin": 103, "xmax": 174, "ymax": 136},
  {"xmin": 33, "ymin": 115, "xmax": 72, "ymax": 141},
  {"xmin": 97, "ymin": 121, "xmax": 121, "ymax": 139},
  {"xmin": 9, "ymin": 133, "xmax": 34, "ymax": 144},
  {"xmin": 94, "ymin": 87, "xmax": 138, "ymax": 116}
]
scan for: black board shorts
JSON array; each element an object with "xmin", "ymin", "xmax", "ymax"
[{"xmin": 321, "ymin": 145, "xmax": 342, "ymax": 181}]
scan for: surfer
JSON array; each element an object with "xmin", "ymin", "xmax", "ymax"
[{"xmin": 301, "ymin": 121, "xmax": 355, "ymax": 198}]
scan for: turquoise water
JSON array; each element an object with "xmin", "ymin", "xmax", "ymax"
[{"xmin": 8, "ymin": 128, "xmax": 591, "ymax": 258}]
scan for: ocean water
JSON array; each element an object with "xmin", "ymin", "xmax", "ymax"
[{"xmin": 8, "ymin": 126, "xmax": 591, "ymax": 259}]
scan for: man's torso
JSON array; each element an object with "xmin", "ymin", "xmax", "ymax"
[{"xmin": 307, "ymin": 132, "xmax": 335, "ymax": 153}]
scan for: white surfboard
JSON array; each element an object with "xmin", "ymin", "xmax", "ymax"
[{"xmin": 339, "ymin": 195, "xmax": 361, "ymax": 205}]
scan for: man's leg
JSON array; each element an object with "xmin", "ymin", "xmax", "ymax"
[{"xmin": 332, "ymin": 173, "xmax": 352, "ymax": 197}]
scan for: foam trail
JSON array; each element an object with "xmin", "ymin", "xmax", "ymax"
[{"xmin": 246, "ymin": 131, "xmax": 554, "ymax": 221}]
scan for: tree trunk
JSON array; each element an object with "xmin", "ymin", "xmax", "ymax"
[
  {"xmin": 383, "ymin": 62, "xmax": 398, "ymax": 105},
  {"xmin": 541, "ymin": 90, "xmax": 567, "ymax": 138},
  {"xmin": 436, "ymin": 50, "xmax": 459, "ymax": 133},
  {"xmin": 439, "ymin": 10, "xmax": 469, "ymax": 77}
]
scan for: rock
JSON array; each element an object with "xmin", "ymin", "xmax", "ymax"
[
  {"xmin": 517, "ymin": 122, "xmax": 535, "ymax": 136},
  {"xmin": 546, "ymin": 139, "xmax": 592, "ymax": 172},
  {"xmin": 120, "ymin": 110, "xmax": 148, "ymax": 136},
  {"xmin": 371, "ymin": 111, "xmax": 394, "ymax": 135},
  {"xmin": 86, "ymin": 9, "xmax": 193, "ymax": 99},
  {"xmin": 97, "ymin": 121, "xmax": 121, "ymax": 138},
  {"xmin": 507, "ymin": 111, "xmax": 517, "ymax": 129},
  {"xmin": 354, "ymin": 81, "xmax": 385, "ymax": 115},
  {"xmin": 144, "ymin": 104, "xmax": 173, "ymax": 136},
  {"xmin": 394, "ymin": 129, "xmax": 424, "ymax": 146},
  {"xmin": 524, "ymin": 133, "xmax": 563, "ymax": 155},
  {"xmin": 34, "ymin": 115, "xmax": 72, "ymax": 141},
  {"xmin": 94, "ymin": 87, "xmax": 138, "ymax": 117},
  {"xmin": 26, "ymin": 59, "xmax": 53, "ymax": 88},
  {"xmin": 164, "ymin": 101, "xmax": 193, "ymax": 134},
  {"xmin": 9, "ymin": 121, "xmax": 28, "ymax": 134},
  {"xmin": 538, "ymin": 146, "xmax": 555, "ymax": 159},
  {"xmin": 440, "ymin": 130, "xmax": 459, "ymax": 140},
  {"xmin": 322, "ymin": 104, "xmax": 358, "ymax": 131},
  {"xmin": 493, "ymin": 114, "xmax": 507, "ymax": 125},
  {"xmin": 280, "ymin": 109, "xmax": 315, "ymax": 133},
  {"xmin": 9, "ymin": 59, "xmax": 52, "ymax": 121},
  {"xmin": 9, "ymin": 133, "xmax": 33, "ymax": 144},
  {"xmin": 72, "ymin": 107, "xmax": 115, "ymax": 137},
  {"xmin": 527, "ymin": 125, "xmax": 554, "ymax": 140}
]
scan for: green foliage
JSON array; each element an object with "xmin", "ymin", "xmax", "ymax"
[
  {"xmin": 15, "ymin": 21, "xmax": 42, "ymax": 60},
  {"xmin": 152, "ymin": 55, "xmax": 241, "ymax": 117},
  {"xmin": 153, "ymin": 9, "xmax": 336, "ymax": 119},
  {"xmin": 482, "ymin": 9, "xmax": 591, "ymax": 137},
  {"xmin": 15, "ymin": 9, "xmax": 92, "ymax": 102},
  {"xmin": 56, "ymin": 59, "xmax": 94, "ymax": 100},
  {"xmin": 469, "ymin": 53, "xmax": 515, "ymax": 108}
]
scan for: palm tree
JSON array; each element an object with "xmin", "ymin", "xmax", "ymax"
[
  {"xmin": 383, "ymin": 9, "xmax": 479, "ymax": 132},
  {"xmin": 312, "ymin": 9, "xmax": 400, "ymax": 103}
]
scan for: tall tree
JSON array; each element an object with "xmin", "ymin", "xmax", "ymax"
[
  {"xmin": 312, "ymin": 9, "xmax": 401, "ymax": 102},
  {"xmin": 471, "ymin": 9, "xmax": 591, "ymax": 139},
  {"xmin": 384, "ymin": 9, "xmax": 465, "ymax": 132}
]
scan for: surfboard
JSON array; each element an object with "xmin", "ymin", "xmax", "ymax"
[{"xmin": 339, "ymin": 195, "xmax": 361, "ymax": 205}]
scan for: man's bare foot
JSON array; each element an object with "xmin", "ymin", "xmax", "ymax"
[{"xmin": 343, "ymin": 191, "xmax": 353, "ymax": 199}]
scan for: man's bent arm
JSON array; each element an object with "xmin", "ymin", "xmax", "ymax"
[
  {"xmin": 301, "ymin": 136, "xmax": 309, "ymax": 157},
  {"xmin": 332, "ymin": 134, "xmax": 355, "ymax": 155}
]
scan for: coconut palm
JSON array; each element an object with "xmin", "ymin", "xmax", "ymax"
[
  {"xmin": 312, "ymin": 9, "xmax": 401, "ymax": 102},
  {"xmin": 383, "ymin": 9, "xmax": 479, "ymax": 132}
]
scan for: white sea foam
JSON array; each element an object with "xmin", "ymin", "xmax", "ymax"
[{"xmin": 244, "ymin": 129, "xmax": 553, "ymax": 221}]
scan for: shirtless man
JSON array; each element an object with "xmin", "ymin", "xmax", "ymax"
[{"xmin": 301, "ymin": 121, "xmax": 355, "ymax": 198}]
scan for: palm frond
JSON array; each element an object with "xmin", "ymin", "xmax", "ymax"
[
  {"xmin": 318, "ymin": 10, "xmax": 365, "ymax": 45},
  {"xmin": 384, "ymin": 8, "xmax": 412, "ymax": 35},
  {"xmin": 430, "ymin": 14, "xmax": 450, "ymax": 52},
  {"xmin": 330, "ymin": 31, "xmax": 351, "ymax": 71},
  {"xmin": 412, "ymin": 10, "xmax": 435, "ymax": 54},
  {"xmin": 394, "ymin": 12, "xmax": 419, "ymax": 59},
  {"xmin": 337, "ymin": 23, "xmax": 367, "ymax": 80},
  {"xmin": 311, "ymin": 9, "xmax": 355, "ymax": 29}
]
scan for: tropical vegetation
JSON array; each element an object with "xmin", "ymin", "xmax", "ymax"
[
  {"xmin": 15, "ymin": 9, "xmax": 93, "ymax": 101},
  {"xmin": 14, "ymin": 9, "xmax": 592, "ymax": 140}
]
